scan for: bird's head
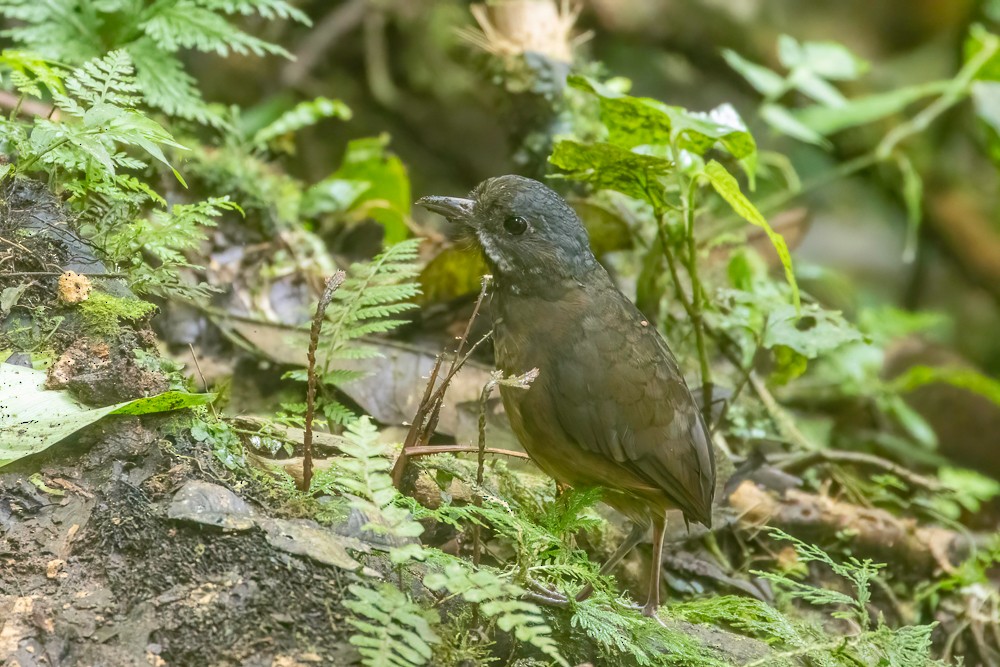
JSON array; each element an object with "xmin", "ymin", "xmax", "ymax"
[{"xmin": 418, "ymin": 175, "xmax": 599, "ymax": 292}]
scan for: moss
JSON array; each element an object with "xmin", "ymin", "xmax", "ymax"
[{"xmin": 77, "ymin": 291, "xmax": 156, "ymax": 335}]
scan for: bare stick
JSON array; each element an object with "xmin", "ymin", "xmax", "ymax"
[
  {"xmin": 301, "ymin": 271, "xmax": 347, "ymax": 491},
  {"xmin": 773, "ymin": 449, "xmax": 943, "ymax": 493},
  {"xmin": 187, "ymin": 343, "xmax": 218, "ymax": 419},
  {"xmin": 392, "ymin": 275, "xmax": 492, "ymax": 488},
  {"xmin": 473, "ymin": 368, "xmax": 537, "ymax": 566},
  {"xmin": 399, "ymin": 445, "xmax": 529, "ymax": 460}
]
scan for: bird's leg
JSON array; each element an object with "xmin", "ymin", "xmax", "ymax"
[
  {"xmin": 641, "ymin": 512, "xmax": 667, "ymax": 619},
  {"xmin": 576, "ymin": 522, "xmax": 649, "ymax": 602},
  {"xmin": 524, "ymin": 579, "xmax": 569, "ymax": 607}
]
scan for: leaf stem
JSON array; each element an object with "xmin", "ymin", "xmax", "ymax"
[{"xmin": 680, "ymin": 175, "xmax": 713, "ymax": 419}]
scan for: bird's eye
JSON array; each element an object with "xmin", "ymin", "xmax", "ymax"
[{"xmin": 503, "ymin": 215, "xmax": 528, "ymax": 235}]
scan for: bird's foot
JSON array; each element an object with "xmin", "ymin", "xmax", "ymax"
[
  {"xmin": 640, "ymin": 602, "xmax": 668, "ymax": 628},
  {"xmin": 523, "ymin": 580, "xmax": 569, "ymax": 607}
]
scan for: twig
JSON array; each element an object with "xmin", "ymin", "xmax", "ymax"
[
  {"xmin": 472, "ymin": 368, "xmax": 537, "ymax": 566},
  {"xmin": 391, "ymin": 275, "xmax": 493, "ymax": 488},
  {"xmin": 474, "ymin": 371, "xmax": 502, "ymax": 566},
  {"xmin": 364, "ymin": 6, "xmax": 398, "ymax": 108},
  {"xmin": 0, "ymin": 271, "xmax": 126, "ymax": 278},
  {"xmin": 0, "ymin": 90, "xmax": 56, "ymax": 119},
  {"xmin": 748, "ymin": 371, "xmax": 817, "ymax": 451},
  {"xmin": 422, "ymin": 276, "xmax": 494, "ymax": 439},
  {"xmin": 709, "ymin": 329, "xmax": 761, "ymax": 433},
  {"xmin": 301, "ymin": 271, "xmax": 347, "ymax": 491},
  {"xmin": 282, "ymin": 0, "xmax": 367, "ymax": 87},
  {"xmin": 678, "ymin": 175, "xmax": 713, "ymax": 422},
  {"xmin": 730, "ymin": 480, "xmax": 982, "ymax": 576},
  {"xmin": 187, "ymin": 343, "xmax": 218, "ymax": 419},
  {"xmin": 397, "ymin": 445, "xmax": 529, "ymax": 460},
  {"xmin": 773, "ymin": 449, "xmax": 944, "ymax": 493}
]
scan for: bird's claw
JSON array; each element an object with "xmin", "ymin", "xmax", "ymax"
[
  {"xmin": 641, "ymin": 603, "xmax": 669, "ymax": 628},
  {"xmin": 523, "ymin": 580, "xmax": 569, "ymax": 607}
]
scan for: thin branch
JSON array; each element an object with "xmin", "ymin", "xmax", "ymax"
[
  {"xmin": 187, "ymin": 343, "xmax": 218, "ymax": 419},
  {"xmin": 773, "ymin": 449, "xmax": 944, "ymax": 493},
  {"xmin": 301, "ymin": 271, "xmax": 347, "ymax": 491},
  {"xmin": 396, "ymin": 445, "xmax": 529, "ymax": 460},
  {"xmin": 282, "ymin": 0, "xmax": 367, "ymax": 87},
  {"xmin": 391, "ymin": 275, "xmax": 493, "ymax": 488}
]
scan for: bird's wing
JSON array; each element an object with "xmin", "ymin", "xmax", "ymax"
[{"xmin": 548, "ymin": 298, "xmax": 716, "ymax": 526}]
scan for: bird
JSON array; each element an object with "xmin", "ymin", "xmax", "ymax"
[{"xmin": 418, "ymin": 175, "xmax": 716, "ymax": 618}]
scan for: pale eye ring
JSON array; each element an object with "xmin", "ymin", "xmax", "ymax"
[{"xmin": 503, "ymin": 215, "xmax": 528, "ymax": 235}]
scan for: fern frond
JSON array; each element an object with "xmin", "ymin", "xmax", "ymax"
[
  {"xmin": 308, "ymin": 239, "xmax": 420, "ymax": 422},
  {"xmin": 127, "ymin": 38, "xmax": 223, "ymax": 125},
  {"xmin": 0, "ymin": 0, "xmax": 103, "ymax": 62},
  {"xmin": 139, "ymin": 1, "xmax": 291, "ymax": 58},
  {"xmin": 60, "ymin": 49, "xmax": 140, "ymax": 107},
  {"xmin": 326, "ymin": 417, "xmax": 426, "ymax": 558},
  {"xmin": 0, "ymin": 0, "xmax": 305, "ymax": 123},
  {"xmin": 196, "ymin": 0, "xmax": 311, "ymax": 23},
  {"xmin": 669, "ymin": 596, "xmax": 801, "ymax": 647},
  {"xmin": 425, "ymin": 562, "xmax": 567, "ymax": 666},
  {"xmin": 346, "ymin": 584, "xmax": 439, "ymax": 667},
  {"xmin": 573, "ymin": 601, "xmax": 726, "ymax": 667}
]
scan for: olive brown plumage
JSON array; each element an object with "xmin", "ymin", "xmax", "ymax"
[{"xmin": 419, "ymin": 175, "xmax": 715, "ymax": 617}]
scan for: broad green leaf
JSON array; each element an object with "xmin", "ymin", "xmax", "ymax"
[
  {"xmin": 569, "ymin": 76, "xmax": 756, "ymax": 159},
  {"xmin": 723, "ymin": 49, "xmax": 786, "ymax": 98},
  {"xmin": 938, "ymin": 467, "xmax": 1000, "ymax": 514},
  {"xmin": 763, "ymin": 303, "xmax": 863, "ymax": 358},
  {"xmin": 760, "ymin": 104, "xmax": 831, "ymax": 147},
  {"xmin": 0, "ymin": 364, "xmax": 214, "ymax": 467},
  {"xmin": 417, "ymin": 246, "xmax": 488, "ymax": 304},
  {"xmin": 572, "ymin": 199, "xmax": 633, "ymax": 255},
  {"xmin": 778, "ymin": 35, "xmax": 869, "ymax": 81},
  {"xmin": 302, "ymin": 178, "xmax": 371, "ymax": 217},
  {"xmin": 793, "ymin": 80, "xmax": 952, "ymax": 135},
  {"xmin": 788, "ymin": 68, "xmax": 847, "ymax": 107},
  {"xmin": 549, "ymin": 140, "xmax": 673, "ymax": 209},
  {"xmin": 704, "ymin": 160, "xmax": 800, "ymax": 308},
  {"xmin": 891, "ymin": 365, "xmax": 1000, "ymax": 407},
  {"xmin": 327, "ymin": 135, "xmax": 411, "ymax": 244},
  {"xmin": 253, "ymin": 96, "xmax": 351, "ymax": 147},
  {"xmin": 879, "ymin": 393, "xmax": 937, "ymax": 449}
]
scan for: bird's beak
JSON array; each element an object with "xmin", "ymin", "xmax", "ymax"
[{"xmin": 417, "ymin": 196, "xmax": 475, "ymax": 226}]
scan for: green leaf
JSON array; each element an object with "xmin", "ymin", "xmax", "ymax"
[
  {"xmin": 549, "ymin": 140, "xmax": 672, "ymax": 209},
  {"xmin": 938, "ymin": 467, "xmax": 1000, "ymax": 514},
  {"xmin": 417, "ymin": 246, "xmax": 488, "ymax": 304},
  {"xmin": 760, "ymin": 104, "xmax": 831, "ymax": 147},
  {"xmin": 891, "ymin": 365, "xmax": 1000, "ymax": 407},
  {"xmin": 327, "ymin": 135, "xmax": 411, "ymax": 244},
  {"xmin": 880, "ymin": 393, "xmax": 937, "ymax": 449},
  {"xmin": 253, "ymin": 96, "xmax": 352, "ymax": 147},
  {"xmin": 703, "ymin": 160, "xmax": 800, "ymax": 308},
  {"xmin": 0, "ymin": 364, "xmax": 214, "ymax": 467},
  {"xmin": 763, "ymin": 303, "xmax": 863, "ymax": 358},
  {"xmin": 722, "ymin": 49, "xmax": 786, "ymax": 98},
  {"xmin": 777, "ymin": 35, "xmax": 869, "ymax": 81},
  {"xmin": 788, "ymin": 68, "xmax": 848, "ymax": 107},
  {"xmin": 569, "ymin": 76, "xmax": 756, "ymax": 159},
  {"xmin": 793, "ymin": 80, "xmax": 952, "ymax": 136}
]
